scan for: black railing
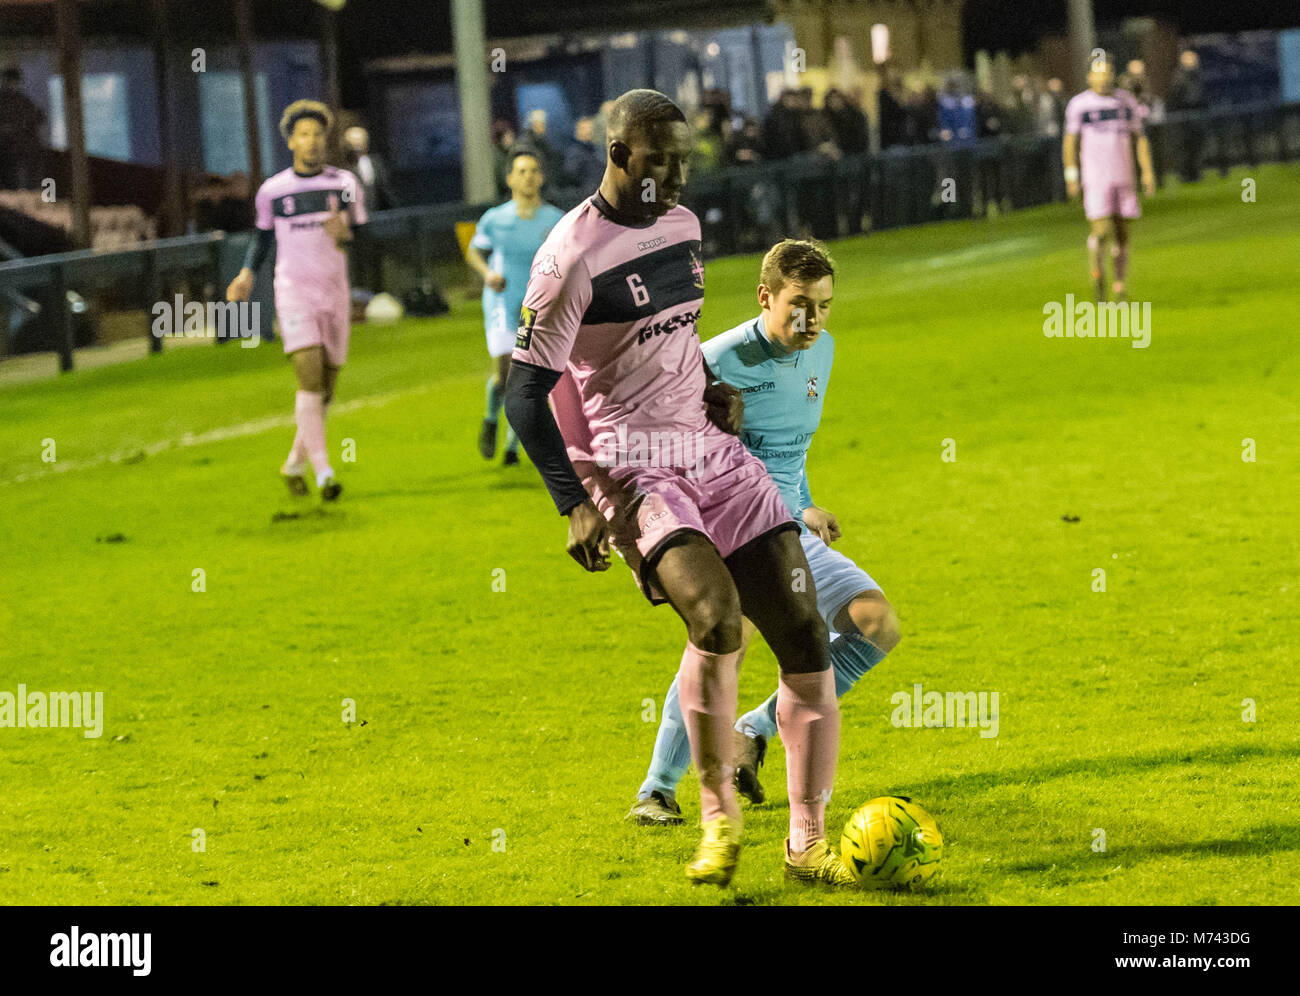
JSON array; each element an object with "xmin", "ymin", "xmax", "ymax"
[{"xmin": 2, "ymin": 101, "xmax": 1297, "ymax": 372}]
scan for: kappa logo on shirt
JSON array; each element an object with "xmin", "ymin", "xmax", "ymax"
[
  {"xmin": 515, "ymin": 305, "xmax": 537, "ymax": 351},
  {"xmin": 533, "ymin": 254, "xmax": 561, "ymax": 278}
]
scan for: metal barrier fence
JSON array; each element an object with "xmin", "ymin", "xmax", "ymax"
[{"xmin": 2, "ymin": 100, "xmax": 1296, "ymax": 372}]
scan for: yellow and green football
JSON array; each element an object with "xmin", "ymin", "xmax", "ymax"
[{"xmin": 840, "ymin": 796, "xmax": 944, "ymax": 891}]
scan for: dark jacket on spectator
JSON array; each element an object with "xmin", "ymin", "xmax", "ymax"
[
  {"xmin": 763, "ymin": 96, "xmax": 808, "ymax": 159},
  {"xmin": 827, "ymin": 95, "xmax": 869, "ymax": 155}
]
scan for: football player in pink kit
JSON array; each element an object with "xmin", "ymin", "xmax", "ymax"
[
  {"xmin": 1063, "ymin": 56, "xmax": 1155, "ymax": 301},
  {"xmin": 226, "ymin": 100, "xmax": 367, "ymax": 500},
  {"xmin": 503, "ymin": 89, "xmax": 853, "ymax": 887}
]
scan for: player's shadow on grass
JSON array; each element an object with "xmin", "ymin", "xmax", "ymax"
[
  {"xmin": 895, "ymin": 741, "xmax": 1292, "ymax": 801},
  {"xmin": 357, "ymin": 470, "xmax": 539, "ymax": 502},
  {"xmin": 1006, "ymin": 822, "xmax": 1300, "ymax": 875}
]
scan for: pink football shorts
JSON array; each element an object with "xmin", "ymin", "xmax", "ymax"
[
  {"xmin": 1084, "ymin": 183, "xmax": 1140, "ymax": 222},
  {"xmin": 575, "ymin": 432, "xmax": 797, "ymax": 604},
  {"xmin": 278, "ymin": 297, "xmax": 352, "ymax": 366}
]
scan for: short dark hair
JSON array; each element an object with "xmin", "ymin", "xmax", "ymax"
[
  {"xmin": 760, "ymin": 239, "xmax": 836, "ymax": 295},
  {"xmin": 279, "ymin": 99, "xmax": 333, "ymax": 140},
  {"xmin": 506, "ymin": 147, "xmax": 541, "ymax": 173},
  {"xmin": 606, "ymin": 89, "xmax": 686, "ymax": 146}
]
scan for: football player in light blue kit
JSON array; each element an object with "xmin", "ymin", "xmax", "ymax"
[
  {"xmin": 466, "ymin": 149, "xmax": 564, "ymax": 465},
  {"xmin": 628, "ymin": 238, "xmax": 902, "ymax": 825}
]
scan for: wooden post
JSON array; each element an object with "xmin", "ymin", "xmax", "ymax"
[
  {"xmin": 319, "ymin": 3, "xmax": 341, "ymax": 111},
  {"xmin": 150, "ymin": 0, "xmax": 185, "ymax": 238},
  {"xmin": 233, "ymin": 0, "xmax": 263, "ymax": 188},
  {"xmin": 54, "ymin": 0, "xmax": 92, "ymax": 250}
]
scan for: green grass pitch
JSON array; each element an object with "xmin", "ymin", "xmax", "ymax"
[{"xmin": 1, "ymin": 164, "xmax": 1297, "ymax": 905}]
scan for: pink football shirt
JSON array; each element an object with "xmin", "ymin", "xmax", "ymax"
[
  {"xmin": 1064, "ymin": 87, "xmax": 1143, "ymax": 190},
  {"xmin": 254, "ymin": 166, "xmax": 367, "ymax": 311},
  {"xmin": 511, "ymin": 195, "xmax": 721, "ymax": 467}
]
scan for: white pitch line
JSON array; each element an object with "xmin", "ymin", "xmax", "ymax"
[
  {"xmin": 922, "ymin": 236, "xmax": 1041, "ymax": 269},
  {"xmin": 1, "ymin": 382, "xmax": 434, "ymax": 487}
]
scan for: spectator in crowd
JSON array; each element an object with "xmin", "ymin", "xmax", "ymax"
[
  {"xmin": 700, "ymin": 88, "xmax": 731, "ymax": 135},
  {"xmin": 790, "ymin": 89, "xmax": 841, "ymax": 237},
  {"xmin": 689, "ymin": 108, "xmax": 723, "ymax": 175},
  {"xmin": 1120, "ymin": 59, "xmax": 1163, "ymax": 122},
  {"xmin": 343, "ymin": 126, "xmax": 399, "ymax": 211},
  {"xmin": 491, "ymin": 120, "xmax": 517, "ymax": 199},
  {"xmin": 340, "ymin": 127, "xmax": 394, "ymax": 294},
  {"xmin": 1167, "ymin": 49, "xmax": 1207, "ymax": 181},
  {"xmin": 191, "ymin": 172, "xmax": 255, "ymax": 233},
  {"xmin": 878, "ymin": 71, "xmax": 910, "ymax": 149},
  {"xmin": 1008, "ymin": 75, "xmax": 1040, "ymax": 135},
  {"xmin": 799, "ymin": 88, "xmax": 841, "ymax": 163},
  {"xmin": 937, "ymin": 74, "xmax": 978, "ymax": 145},
  {"xmin": 908, "ymin": 83, "xmax": 940, "ymax": 144},
  {"xmin": 933, "ymin": 76, "xmax": 976, "ymax": 217},
  {"xmin": 823, "ymin": 88, "xmax": 869, "ymax": 235},
  {"xmin": 591, "ymin": 98, "xmax": 616, "ymax": 157},
  {"xmin": 974, "ymin": 87, "xmax": 1006, "ymax": 215},
  {"xmin": 824, "ymin": 88, "xmax": 869, "ymax": 156},
  {"xmin": 975, "ymin": 87, "xmax": 1004, "ymax": 140},
  {"xmin": 763, "ymin": 89, "xmax": 808, "ymax": 159},
  {"xmin": 1043, "ymin": 77, "xmax": 1067, "ymax": 138},
  {"xmin": 0, "ymin": 67, "xmax": 45, "ymax": 191},
  {"xmin": 563, "ymin": 116, "xmax": 604, "ymax": 190},
  {"xmin": 516, "ymin": 108, "xmax": 562, "ymax": 187},
  {"xmin": 724, "ymin": 115, "xmax": 764, "ymax": 166},
  {"xmin": 712, "ymin": 112, "xmax": 778, "ymax": 249}
]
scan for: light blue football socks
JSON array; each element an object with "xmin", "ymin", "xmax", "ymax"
[
  {"xmin": 638, "ymin": 673, "xmax": 694, "ymax": 800},
  {"xmin": 638, "ymin": 631, "xmax": 889, "ymax": 799}
]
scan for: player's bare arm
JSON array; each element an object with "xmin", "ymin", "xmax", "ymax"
[
  {"xmin": 1136, "ymin": 134, "xmax": 1156, "ymax": 196},
  {"xmin": 1062, "ymin": 132, "xmax": 1081, "ymax": 199},
  {"xmin": 226, "ymin": 268, "xmax": 254, "ymax": 302},
  {"xmin": 323, "ymin": 209, "xmax": 352, "ymax": 249},
  {"xmin": 465, "ymin": 244, "xmax": 506, "ymax": 292},
  {"xmin": 503, "ymin": 359, "xmax": 610, "ymax": 572}
]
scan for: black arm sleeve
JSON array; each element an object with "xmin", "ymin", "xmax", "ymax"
[
  {"xmin": 242, "ymin": 227, "xmax": 274, "ymax": 272},
  {"xmin": 503, "ymin": 360, "xmax": 590, "ymax": 516}
]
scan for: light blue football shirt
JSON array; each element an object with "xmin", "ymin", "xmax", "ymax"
[
  {"xmin": 470, "ymin": 199, "xmax": 565, "ymax": 334},
  {"xmin": 702, "ymin": 313, "xmax": 834, "ymax": 523}
]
